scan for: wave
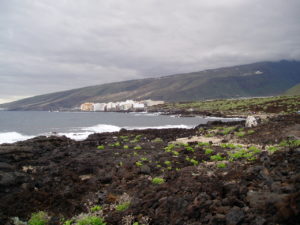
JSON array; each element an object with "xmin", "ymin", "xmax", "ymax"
[
  {"xmin": 0, "ymin": 124, "xmax": 193, "ymax": 144},
  {"xmin": 125, "ymin": 124, "xmax": 193, "ymax": 130},
  {"xmin": 0, "ymin": 132, "xmax": 34, "ymax": 144}
]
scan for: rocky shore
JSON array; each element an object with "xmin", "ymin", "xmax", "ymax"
[{"xmin": 0, "ymin": 114, "xmax": 299, "ymax": 225}]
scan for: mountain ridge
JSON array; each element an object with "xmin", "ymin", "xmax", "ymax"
[{"xmin": 1, "ymin": 60, "xmax": 300, "ymax": 111}]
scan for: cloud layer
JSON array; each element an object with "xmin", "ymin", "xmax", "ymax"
[{"xmin": 1, "ymin": 0, "xmax": 300, "ymax": 103}]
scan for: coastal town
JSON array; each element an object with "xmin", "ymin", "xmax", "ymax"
[{"xmin": 80, "ymin": 99, "xmax": 164, "ymax": 112}]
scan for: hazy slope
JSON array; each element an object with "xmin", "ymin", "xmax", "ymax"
[
  {"xmin": 1, "ymin": 60, "xmax": 300, "ymax": 110},
  {"xmin": 285, "ymin": 83, "xmax": 300, "ymax": 96}
]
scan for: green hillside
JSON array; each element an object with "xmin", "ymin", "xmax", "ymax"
[
  {"xmin": 1, "ymin": 60, "xmax": 300, "ymax": 111},
  {"xmin": 285, "ymin": 83, "xmax": 300, "ymax": 95}
]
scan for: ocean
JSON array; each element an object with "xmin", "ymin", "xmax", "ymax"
[{"xmin": 0, "ymin": 111, "xmax": 242, "ymax": 144}]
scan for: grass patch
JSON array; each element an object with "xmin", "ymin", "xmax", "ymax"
[
  {"xmin": 152, "ymin": 177, "xmax": 165, "ymax": 184},
  {"xmin": 28, "ymin": 212, "xmax": 49, "ymax": 225},
  {"xmin": 115, "ymin": 202, "xmax": 130, "ymax": 211},
  {"xmin": 77, "ymin": 216, "xmax": 106, "ymax": 225},
  {"xmin": 97, "ymin": 145, "xmax": 105, "ymax": 150}
]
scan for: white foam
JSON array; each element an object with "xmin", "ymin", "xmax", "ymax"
[
  {"xmin": 125, "ymin": 124, "xmax": 193, "ymax": 130},
  {"xmin": 0, "ymin": 132, "xmax": 34, "ymax": 144},
  {"xmin": 57, "ymin": 132, "xmax": 93, "ymax": 141},
  {"xmin": 82, "ymin": 124, "xmax": 121, "ymax": 133}
]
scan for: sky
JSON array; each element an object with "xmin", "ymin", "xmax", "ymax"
[{"xmin": 0, "ymin": 0, "xmax": 300, "ymax": 103}]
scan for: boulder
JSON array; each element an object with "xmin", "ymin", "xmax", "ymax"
[{"xmin": 245, "ymin": 116, "xmax": 258, "ymax": 128}]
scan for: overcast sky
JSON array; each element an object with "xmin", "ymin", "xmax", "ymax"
[{"xmin": 0, "ymin": 0, "xmax": 300, "ymax": 103}]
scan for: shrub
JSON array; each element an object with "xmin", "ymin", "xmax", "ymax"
[
  {"xmin": 115, "ymin": 202, "xmax": 130, "ymax": 211},
  {"xmin": 220, "ymin": 127, "xmax": 236, "ymax": 135},
  {"xmin": 247, "ymin": 130, "xmax": 255, "ymax": 135},
  {"xmin": 172, "ymin": 151, "xmax": 179, "ymax": 156},
  {"xmin": 28, "ymin": 212, "xmax": 49, "ymax": 225},
  {"xmin": 77, "ymin": 216, "xmax": 106, "ymax": 225},
  {"xmin": 190, "ymin": 159, "xmax": 199, "ymax": 166},
  {"xmin": 123, "ymin": 145, "xmax": 129, "ymax": 149},
  {"xmin": 217, "ymin": 163, "xmax": 227, "ymax": 168},
  {"xmin": 91, "ymin": 205, "xmax": 102, "ymax": 212},
  {"xmin": 135, "ymin": 161, "xmax": 143, "ymax": 167},
  {"xmin": 198, "ymin": 142, "xmax": 210, "ymax": 147},
  {"xmin": 204, "ymin": 148, "xmax": 214, "ymax": 154},
  {"xmin": 185, "ymin": 146, "xmax": 195, "ymax": 152},
  {"xmin": 268, "ymin": 146, "xmax": 279, "ymax": 152},
  {"xmin": 97, "ymin": 145, "xmax": 105, "ymax": 150},
  {"xmin": 134, "ymin": 146, "xmax": 142, "ymax": 150},
  {"xmin": 152, "ymin": 177, "xmax": 165, "ymax": 184},
  {"xmin": 164, "ymin": 160, "xmax": 172, "ymax": 166},
  {"xmin": 210, "ymin": 154, "xmax": 224, "ymax": 161},
  {"xmin": 235, "ymin": 131, "xmax": 246, "ymax": 137},
  {"xmin": 152, "ymin": 138, "xmax": 163, "ymax": 143}
]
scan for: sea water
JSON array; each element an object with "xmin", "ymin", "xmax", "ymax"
[{"xmin": 0, "ymin": 111, "xmax": 242, "ymax": 144}]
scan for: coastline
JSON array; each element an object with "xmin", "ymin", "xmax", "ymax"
[{"xmin": 0, "ymin": 113, "xmax": 299, "ymax": 224}]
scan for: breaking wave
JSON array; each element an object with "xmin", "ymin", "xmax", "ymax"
[{"xmin": 0, "ymin": 132, "xmax": 34, "ymax": 144}]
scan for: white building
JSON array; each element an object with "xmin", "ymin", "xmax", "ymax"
[
  {"xmin": 93, "ymin": 103, "xmax": 106, "ymax": 111},
  {"xmin": 133, "ymin": 103, "xmax": 145, "ymax": 110}
]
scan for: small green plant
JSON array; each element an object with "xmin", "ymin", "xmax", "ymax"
[
  {"xmin": 190, "ymin": 159, "xmax": 199, "ymax": 166},
  {"xmin": 220, "ymin": 143, "xmax": 237, "ymax": 149},
  {"xmin": 135, "ymin": 161, "xmax": 143, "ymax": 167},
  {"xmin": 164, "ymin": 160, "xmax": 172, "ymax": 166},
  {"xmin": 114, "ymin": 142, "xmax": 121, "ymax": 147},
  {"xmin": 164, "ymin": 144, "xmax": 175, "ymax": 152},
  {"xmin": 97, "ymin": 145, "xmax": 105, "ymax": 150},
  {"xmin": 248, "ymin": 146, "xmax": 261, "ymax": 154},
  {"xmin": 77, "ymin": 216, "xmax": 106, "ymax": 225},
  {"xmin": 217, "ymin": 163, "xmax": 227, "ymax": 168},
  {"xmin": 63, "ymin": 220, "xmax": 73, "ymax": 225},
  {"xmin": 133, "ymin": 151, "xmax": 138, "ymax": 156},
  {"xmin": 172, "ymin": 151, "xmax": 179, "ymax": 156},
  {"xmin": 140, "ymin": 157, "xmax": 148, "ymax": 161},
  {"xmin": 210, "ymin": 154, "xmax": 224, "ymax": 161},
  {"xmin": 134, "ymin": 145, "xmax": 142, "ymax": 150},
  {"xmin": 235, "ymin": 131, "xmax": 246, "ymax": 137},
  {"xmin": 115, "ymin": 202, "xmax": 130, "ymax": 211},
  {"xmin": 204, "ymin": 148, "xmax": 214, "ymax": 154},
  {"xmin": 28, "ymin": 211, "xmax": 49, "ymax": 225},
  {"xmin": 152, "ymin": 137, "xmax": 163, "ymax": 143},
  {"xmin": 152, "ymin": 177, "xmax": 165, "ymax": 184},
  {"xmin": 220, "ymin": 126, "xmax": 236, "ymax": 135},
  {"xmin": 91, "ymin": 205, "xmax": 102, "ymax": 212},
  {"xmin": 268, "ymin": 146, "xmax": 279, "ymax": 152},
  {"xmin": 185, "ymin": 146, "xmax": 195, "ymax": 152},
  {"xmin": 247, "ymin": 130, "xmax": 255, "ymax": 135},
  {"xmin": 123, "ymin": 145, "xmax": 129, "ymax": 149},
  {"xmin": 198, "ymin": 142, "xmax": 210, "ymax": 147}
]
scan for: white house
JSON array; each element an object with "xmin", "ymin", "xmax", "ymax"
[{"xmin": 93, "ymin": 103, "xmax": 106, "ymax": 111}]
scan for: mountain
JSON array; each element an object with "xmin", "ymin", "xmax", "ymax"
[
  {"xmin": 1, "ymin": 60, "xmax": 300, "ymax": 111},
  {"xmin": 285, "ymin": 83, "xmax": 300, "ymax": 96}
]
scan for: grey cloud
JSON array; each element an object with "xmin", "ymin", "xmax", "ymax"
[{"xmin": 0, "ymin": 0, "xmax": 300, "ymax": 102}]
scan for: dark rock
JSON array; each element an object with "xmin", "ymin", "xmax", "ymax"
[
  {"xmin": 140, "ymin": 165, "xmax": 151, "ymax": 174},
  {"xmin": 226, "ymin": 206, "xmax": 244, "ymax": 225}
]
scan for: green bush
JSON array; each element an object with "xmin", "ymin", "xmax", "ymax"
[
  {"xmin": 123, "ymin": 145, "xmax": 129, "ymax": 149},
  {"xmin": 135, "ymin": 161, "xmax": 143, "ymax": 167},
  {"xmin": 115, "ymin": 202, "xmax": 130, "ymax": 211},
  {"xmin": 217, "ymin": 163, "xmax": 227, "ymax": 168},
  {"xmin": 134, "ymin": 145, "xmax": 142, "ymax": 150},
  {"xmin": 152, "ymin": 177, "xmax": 165, "ymax": 184},
  {"xmin": 97, "ymin": 145, "xmax": 105, "ymax": 150},
  {"xmin": 204, "ymin": 148, "xmax": 214, "ymax": 154},
  {"xmin": 152, "ymin": 138, "xmax": 163, "ymax": 143},
  {"xmin": 90, "ymin": 205, "xmax": 102, "ymax": 212},
  {"xmin": 190, "ymin": 159, "xmax": 199, "ymax": 166},
  {"xmin": 28, "ymin": 211, "xmax": 49, "ymax": 225},
  {"xmin": 210, "ymin": 154, "xmax": 224, "ymax": 161},
  {"xmin": 77, "ymin": 216, "xmax": 106, "ymax": 225}
]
